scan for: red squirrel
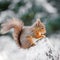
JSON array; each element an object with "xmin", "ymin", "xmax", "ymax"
[{"xmin": 1, "ymin": 18, "xmax": 46, "ymax": 48}]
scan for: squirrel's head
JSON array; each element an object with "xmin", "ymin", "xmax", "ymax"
[{"xmin": 32, "ymin": 19, "xmax": 46, "ymax": 38}]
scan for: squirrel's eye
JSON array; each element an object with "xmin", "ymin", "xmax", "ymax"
[{"xmin": 41, "ymin": 27, "xmax": 44, "ymax": 29}]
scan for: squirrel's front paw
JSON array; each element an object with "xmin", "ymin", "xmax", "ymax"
[
  {"xmin": 41, "ymin": 35, "xmax": 46, "ymax": 38},
  {"xmin": 39, "ymin": 35, "xmax": 46, "ymax": 39}
]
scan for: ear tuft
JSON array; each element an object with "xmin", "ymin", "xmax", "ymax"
[
  {"xmin": 32, "ymin": 18, "xmax": 41, "ymax": 27},
  {"xmin": 36, "ymin": 18, "xmax": 41, "ymax": 22},
  {"xmin": 36, "ymin": 18, "xmax": 41, "ymax": 26}
]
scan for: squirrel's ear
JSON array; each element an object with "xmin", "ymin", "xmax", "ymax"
[
  {"xmin": 36, "ymin": 19, "xmax": 41, "ymax": 22},
  {"xmin": 35, "ymin": 18, "xmax": 41, "ymax": 26},
  {"xmin": 32, "ymin": 18, "xmax": 41, "ymax": 27}
]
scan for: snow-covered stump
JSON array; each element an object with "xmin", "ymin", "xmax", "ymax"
[
  {"xmin": 0, "ymin": 36, "xmax": 59, "ymax": 60},
  {"xmin": 20, "ymin": 38, "xmax": 59, "ymax": 60}
]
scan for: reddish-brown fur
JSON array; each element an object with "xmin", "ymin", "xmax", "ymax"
[{"xmin": 1, "ymin": 18, "xmax": 46, "ymax": 48}]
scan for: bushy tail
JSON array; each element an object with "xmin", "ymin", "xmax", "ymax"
[
  {"xmin": 0, "ymin": 18, "xmax": 24, "ymax": 34},
  {"xmin": 0, "ymin": 18, "xmax": 24, "ymax": 46}
]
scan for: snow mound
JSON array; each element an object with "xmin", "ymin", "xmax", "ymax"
[{"xmin": 0, "ymin": 36, "xmax": 59, "ymax": 60}]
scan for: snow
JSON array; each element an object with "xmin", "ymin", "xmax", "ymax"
[
  {"xmin": 35, "ymin": 0, "xmax": 57, "ymax": 14},
  {"xmin": 0, "ymin": 10, "xmax": 16, "ymax": 23},
  {"xmin": 0, "ymin": 35, "xmax": 59, "ymax": 60},
  {"xmin": 49, "ymin": 33, "xmax": 60, "ymax": 52}
]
